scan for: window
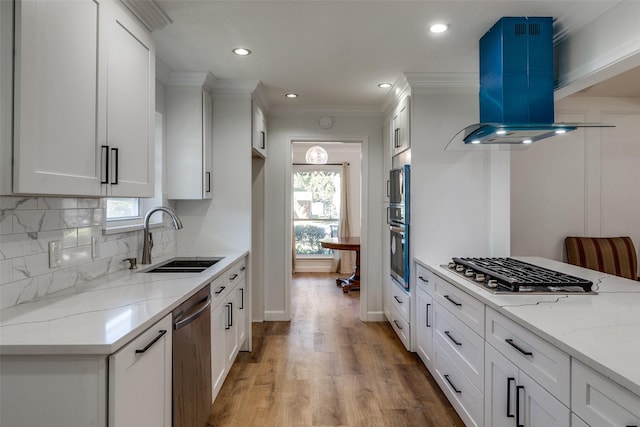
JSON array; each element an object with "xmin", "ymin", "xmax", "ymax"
[
  {"xmin": 106, "ymin": 198, "xmax": 141, "ymax": 221},
  {"xmin": 293, "ymin": 166, "xmax": 340, "ymax": 256}
]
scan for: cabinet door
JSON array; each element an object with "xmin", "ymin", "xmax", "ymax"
[
  {"xmin": 103, "ymin": 2, "xmax": 154, "ymax": 197},
  {"xmin": 211, "ymin": 301, "xmax": 227, "ymax": 401},
  {"xmin": 225, "ymin": 290, "xmax": 239, "ymax": 365},
  {"xmin": 252, "ymin": 102, "xmax": 267, "ymax": 158},
  {"xmin": 485, "ymin": 344, "xmax": 519, "ymax": 427},
  {"xmin": 12, "ymin": 0, "xmax": 102, "ymax": 195},
  {"xmin": 236, "ymin": 278, "xmax": 247, "ymax": 347},
  {"xmin": 109, "ymin": 314, "xmax": 172, "ymax": 427},
  {"xmin": 202, "ymin": 90, "xmax": 214, "ymax": 199},
  {"xmin": 415, "ymin": 286, "xmax": 434, "ymax": 368},
  {"xmin": 391, "ymin": 97, "xmax": 410, "ymax": 156},
  {"xmin": 518, "ymin": 370, "xmax": 570, "ymax": 427}
]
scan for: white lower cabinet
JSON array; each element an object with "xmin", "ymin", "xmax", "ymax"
[
  {"xmin": 415, "ymin": 284, "xmax": 434, "ymax": 368},
  {"xmin": 485, "ymin": 343, "xmax": 570, "ymax": 427},
  {"xmin": 388, "ymin": 277, "xmax": 411, "ymax": 350},
  {"xmin": 109, "ymin": 314, "xmax": 172, "ymax": 427},
  {"xmin": 571, "ymin": 359, "xmax": 640, "ymax": 426},
  {"xmin": 210, "ymin": 258, "xmax": 248, "ymax": 402}
]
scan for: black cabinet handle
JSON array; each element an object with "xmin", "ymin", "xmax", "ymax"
[
  {"xmin": 516, "ymin": 385, "xmax": 525, "ymax": 427},
  {"xmin": 229, "ymin": 302, "xmax": 233, "ymax": 327},
  {"xmin": 225, "ymin": 303, "xmax": 231, "ymax": 330},
  {"xmin": 444, "ymin": 295, "xmax": 462, "ymax": 307},
  {"xmin": 425, "ymin": 303, "xmax": 431, "ymax": 328},
  {"xmin": 260, "ymin": 130, "xmax": 266, "ymax": 149},
  {"xmin": 386, "ymin": 180, "xmax": 390, "ymax": 197},
  {"xmin": 506, "ymin": 377, "xmax": 516, "ymax": 417},
  {"xmin": 206, "ymin": 172, "xmax": 211, "ymax": 193},
  {"xmin": 506, "ymin": 338, "xmax": 533, "ymax": 356},
  {"xmin": 418, "ymin": 275, "xmax": 428, "ymax": 283},
  {"xmin": 229, "ymin": 273, "xmax": 238, "ymax": 281},
  {"xmin": 444, "ymin": 330, "xmax": 462, "ymax": 346},
  {"xmin": 214, "ymin": 286, "xmax": 226, "ymax": 295},
  {"xmin": 393, "ymin": 295, "xmax": 403, "ymax": 304},
  {"xmin": 101, "ymin": 145, "xmax": 109, "ymax": 184},
  {"xmin": 240, "ymin": 266, "xmax": 246, "ymax": 271},
  {"xmin": 394, "ymin": 128, "xmax": 400, "ymax": 148},
  {"xmin": 239, "ymin": 288, "xmax": 244, "ymax": 310},
  {"xmin": 110, "ymin": 147, "xmax": 119, "ymax": 184},
  {"xmin": 444, "ymin": 374, "xmax": 461, "ymax": 394},
  {"xmin": 135, "ymin": 329, "xmax": 167, "ymax": 354},
  {"xmin": 393, "ymin": 320, "xmax": 403, "ymax": 330}
]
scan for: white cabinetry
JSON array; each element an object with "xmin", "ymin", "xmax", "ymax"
[
  {"xmin": 252, "ymin": 100, "xmax": 267, "ymax": 158},
  {"xmin": 485, "ymin": 344, "xmax": 570, "ymax": 427},
  {"xmin": 166, "ymin": 73, "xmax": 215, "ymax": 200},
  {"xmin": 9, "ymin": 0, "xmax": 154, "ymax": 197},
  {"xmin": 210, "ymin": 257, "xmax": 248, "ymax": 402},
  {"xmin": 391, "ymin": 96, "xmax": 410, "ymax": 157},
  {"xmin": 108, "ymin": 314, "xmax": 172, "ymax": 427},
  {"xmin": 415, "ymin": 265, "xmax": 434, "ymax": 369},
  {"xmin": 431, "ymin": 274, "xmax": 485, "ymax": 427},
  {"xmin": 571, "ymin": 359, "xmax": 640, "ymax": 426},
  {"xmin": 388, "ymin": 277, "xmax": 411, "ymax": 350}
]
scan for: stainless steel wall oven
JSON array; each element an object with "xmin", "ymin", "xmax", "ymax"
[{"xmin": 388, "ymin": 165, "xmax": 410, "ymax": 290}]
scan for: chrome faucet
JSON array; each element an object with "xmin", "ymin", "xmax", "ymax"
[{"xmin": 141, "ymin": 206, "xmax": 183, "ymax": 264}]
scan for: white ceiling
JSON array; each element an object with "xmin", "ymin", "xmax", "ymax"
[{"xmin": 152, "ymin": 0, "xmax": 623, "ymax": 111}]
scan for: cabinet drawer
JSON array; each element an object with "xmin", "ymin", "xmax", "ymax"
[
  {"xmin": 434, "ymin": 303, "xmax": 484, "ymax": 391},
  {"xmin": 485, "ymin": 307, "xmax": 570, "ymax": 406},
  {"xmin": 390, "ymin": 278, "xmax": 410, "ymax": 321},
  {"xmin": 210, "ymin": 276, "xmax": 228, "ymax": 302},
  {"xmin": 434, "ymin": 340, "xmax": 483, "ymax": 427},
  {"xmin": 571, "ymin": 359, "xmax": 640, "ymax": 426},
  {"xmin": 415, "ymin": 263, "xmax": 435, "ymax": 295},
  {"xmin": 433, "ymin": 276, "xmax": 485, "ymax": 336},
  {"xmin": 389, "ymin": 304, "xmax": 411, "ymax": 351}
]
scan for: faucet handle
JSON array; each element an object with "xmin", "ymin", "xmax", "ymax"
[{"xmin": 123, "ymin": 257, "xmax": 138, "ymax": 269}]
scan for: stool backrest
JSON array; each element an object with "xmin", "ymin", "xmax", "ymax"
[{"xmin": 565, "ymin": 236, "xmax": 638, "ymax": 281}]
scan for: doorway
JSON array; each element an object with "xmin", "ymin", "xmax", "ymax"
[{"xmin": 285, "ymin": 140, "xmax": 367, "ymax": 320}]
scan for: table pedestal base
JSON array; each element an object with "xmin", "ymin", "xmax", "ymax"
[{"xmin": 336, "ymin": 276, "xmax": 360, "ymax": 293}]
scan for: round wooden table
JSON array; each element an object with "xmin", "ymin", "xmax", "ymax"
[{"xmin": 320, "ymin": 237, "xmax": 361, "ymax": 292}]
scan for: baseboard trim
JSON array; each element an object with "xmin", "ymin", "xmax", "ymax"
[
  {"xmin": 264, "ymin": 310, "xmax": 290, "ymax": 321},
  {"xmin": 365, "ymin": 311, "xmax": 387, "ymax": 322}
]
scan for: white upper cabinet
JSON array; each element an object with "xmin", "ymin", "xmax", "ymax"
[
  {"xmin": 101, "ymin": 1, "xmax": 155, "ymax": 197},
  {"xmin": 8, "ymin": 0, "xmax": 154, "ymax": 197},
  {"xmin": 166, "ymin": 73, "xmax": 215, "ymax": 200},
  {"xmin": 11, "ymin": 0, "xmax": 102, "ymax": 196},
  {"xmin": 391, "ymin": 96, "xmax": 410, "ymax": 157},
  {"xmin": 252, "ymin": 100, "xmax": 267, "ymax": 158}
]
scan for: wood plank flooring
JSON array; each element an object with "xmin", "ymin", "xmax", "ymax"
[{"xmin": 208, "ymin": 273, "xmax": 464, "ymax": 427}]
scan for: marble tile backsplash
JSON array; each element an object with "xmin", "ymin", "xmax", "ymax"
[{"xmin": 0, "ymin": 196, "xmax": 177, "ymax": 309}]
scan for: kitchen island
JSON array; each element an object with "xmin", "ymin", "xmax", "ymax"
[
  {"xmin": 0, "ymin": 251, "xmax": 248, "ymax": 427},
  {"xmin": 416, "ymin": 256, "xmax": 640, "ymax": 426}
]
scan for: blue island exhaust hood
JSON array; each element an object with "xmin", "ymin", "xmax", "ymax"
[{"xmin": 447, "ymin": 17, "xmax": 612, "ymax": 150}]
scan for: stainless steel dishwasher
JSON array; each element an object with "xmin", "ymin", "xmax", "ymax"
[{"xmin": 173, "ymin": 285, "xmax": 212, "ymax": 427}]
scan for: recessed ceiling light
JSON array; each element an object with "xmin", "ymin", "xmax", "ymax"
[
  {"xmin": 378, "ymin": 83, "xmax": 392, "ymax": 89},
  {"xmin": 285, "ymin": 93, "xmax": 298, "ymax": 98},
  {"xmin": 232, "ymin": 48, "xmax": 251, "ymax": 56},
  {"xmin": 430, "ymin": 23, "xmax": 449, "ymax": 34}
]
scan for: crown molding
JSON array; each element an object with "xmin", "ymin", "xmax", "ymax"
[
  {"xmin": 381, "ymin": 74, "xmax": 411, "ymax": 116},
  {"xmin": 211, "ymin": 79, "xmax": 261, "ymax": 97},
  {"xmin": 404, "ymin": 72, "xmax": 478, "ymax": 94},
  {"xmin": 553, "ymin": 1, "xmax": 621, "ymax": 44},
  {"xmin": 252, "ymin": 82, "xmax": 271, "ymax": 112},
  {"xmin": 166, "ymin": 71, "xmax": 217, "ymax": 91},
  {"xmin": 120, "ymin": 0, "xmax": 172, "ymax": 32},
  {"xmin": 268, "ymin": 105, "xmax": 384, "ymax": 118}
]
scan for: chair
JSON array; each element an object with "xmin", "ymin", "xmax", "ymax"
[{"xmin": 565, "ymin": 236, "xmax": 639, "ymax": 281}]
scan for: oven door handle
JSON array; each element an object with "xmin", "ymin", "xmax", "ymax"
[{"xmin": 390, "ymin": 225, "xmax": 405, "ymax": 233}]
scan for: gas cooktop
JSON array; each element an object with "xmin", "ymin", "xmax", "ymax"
[{"xmin": 445, "ymin": 257, "xmax": 595, "ymax": 294}]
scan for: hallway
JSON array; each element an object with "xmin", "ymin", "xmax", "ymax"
[{"xmin": 208, "ymin": 273, "xmax": 464, "ymax": 426}]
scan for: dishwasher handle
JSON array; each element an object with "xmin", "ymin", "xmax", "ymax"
[{"xmin": 174, "ymin": 295, "xmax": 212, "ymax": 330}]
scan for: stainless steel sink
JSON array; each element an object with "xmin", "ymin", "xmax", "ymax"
[{"xmin": 145, "ymin": 257, "xmax": 223, "ymax": 273}]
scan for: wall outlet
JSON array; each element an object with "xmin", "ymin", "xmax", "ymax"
[
  {"xmin": 48, "ymin": 240, "xmax": 61, "ymax": 268},
  {"xmin": 91, "ymin": 236, "xmax": 100, "ymax": 259}
]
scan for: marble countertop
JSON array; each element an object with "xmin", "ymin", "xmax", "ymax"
[
  {"xmin": 0, "ymin": 251, "xmax": 247, "ymax": 356},
  {"xmin": 418, "ymin": 256, "xmax": 640, "ymax": 398}
]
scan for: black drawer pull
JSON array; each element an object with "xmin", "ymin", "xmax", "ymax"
[
  {"xmin": 229, "ymin": 273, "xmax": 238, "ymax": 281},
  {"xmin": 393, "ymin": 295, "xmax": 403, "ymax": 304},
  {"xmin": 393, "ymin": 320, "xmax": 403, "ymax": 330},
  {"xmin": 505, "ymin": 338, "xmax": 533, "ymax": 356},
  {"xmin": 214, "ymin": 286, "xmax": 226, "ymax": 295},
  {"xmin": 426, "ymin": 303, "xmax": 431, "ymax": 328},
  {"xmin": 444, "ymin": 295, "xmax": 462, "ymax": 307},
  {"xmin": 444, "ymin": 374, "xmax": 461, "ymax": 394},
  {"xmin": 506, "ymin": 377, "xmax": 515, "ymax": 417},
  {"xmin": 239, "ymin": 288, "xmax": 244, "ymax": 310},
  {"xmin": 516, "ymin": 385, "xmax": 525, "ymax": 427},
  {"xmin": 444, "ymin": 330, "xmax": 462, "ymax": 346},
  {"xmin": 135, "ymin": 330, "xmax": 167, "ymax": 354},
  {"xmin": 418, "ymin": 275, "xmax": 428, "ymax": 283}
]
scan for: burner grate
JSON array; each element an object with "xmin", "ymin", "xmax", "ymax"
[{"xmin": 451, "ymin": 257, "xmax": 593, "ymax": 292}]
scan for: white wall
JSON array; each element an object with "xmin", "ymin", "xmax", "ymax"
[
  {"xmin": 264, "ymin": 114, "xmax": 384, "ymax": 321},
  {"xmin": 409, "ymin": 92, "xmax": 511, "ymax": 263},
  {"xmin": 511, "ymin": 96, "xmax": 640, "ymax": 270},
  {"xmin": 175, "ymin": 95, "xmax": 252, "ymax": 253}
]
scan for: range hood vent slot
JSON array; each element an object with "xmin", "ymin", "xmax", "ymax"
[{"xmin": 446, "ymin": 16, "xmax": 612, "ymax": 151}]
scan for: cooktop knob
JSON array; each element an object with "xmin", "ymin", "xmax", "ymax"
[
  {"xmin": 455, "ymin": 264, "xmax": 464, "ymax": 272},
  {"xmin": 465, "ymin": 269, "xmax": 475, "ymax": 277},
  {"xmin": 487, "ymin": 279, "xmax": 498, "ymax": 288},
  {"xmin": 448, "ymin": 262, "xmax": 456, "ymax": 269},
  {"xmin": 475, "ymin": 273, "xmax": 485, "ymax": 282}
]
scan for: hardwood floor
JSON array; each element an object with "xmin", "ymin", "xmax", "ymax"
[{"xmin": 208, "ymin": 273, "xmax": 464, "ymax": 427}]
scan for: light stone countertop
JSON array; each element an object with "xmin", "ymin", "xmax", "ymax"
[
  {"xmin": 417, "ymin": 256, "xmax": 640, "ymax": 398},
  {"xmin": 0, "ymin": 251, "xmax": 247, "ymax": 356}
]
